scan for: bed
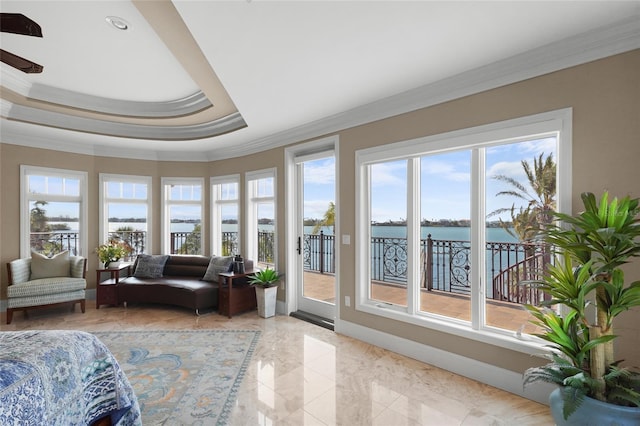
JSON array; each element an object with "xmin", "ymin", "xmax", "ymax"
[{"xmin": 0, "ymin": 330, "xmax": 141, "ymax": 425}]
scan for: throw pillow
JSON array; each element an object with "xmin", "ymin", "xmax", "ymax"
[
  {"xmin": 30, "ymin": 250, "xmax": 71, "ymax": 280},
  {"xmin": 201, "ymin": 255, "xmax": 233, "ymax": 281},
  {"xmin": 133, "ymin": 254, "xmax": 169, "ymax": 278}
]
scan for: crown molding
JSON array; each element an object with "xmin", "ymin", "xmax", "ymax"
[
  {"xmin": 1, "ymin": 67, "xmax": 212, "ymax": 118},
  {"xmin": 0, "ymin": 118, "xmax": 211, "ymax": 161},
  {"xmin": 29, "ymin": 83, "xmax": 212, "ymax": 118},
  {"xmin": 0, "ymin": 68, "xmax": 31, "ymax": 96},
  {"xmin": 4, "ymin": 102, "xmax": 247, "ymax": 140},
  {"xmin": 0, "ymin": 99, "xmax": 12, "ymax": 117}
]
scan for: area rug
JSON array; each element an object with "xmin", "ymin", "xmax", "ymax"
[{"xmin": 93, "ymin": 329, "xmax": 260, "ymax": 426}]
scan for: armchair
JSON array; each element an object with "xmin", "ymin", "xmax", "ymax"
[{"xmin": 6, "ymin": 252, "xmax": 87, "ymax": 324}]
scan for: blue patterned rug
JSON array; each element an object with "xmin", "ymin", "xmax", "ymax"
[{"xmin": 93, "ymin": 329, "xmax": 260, "ymax": 426}]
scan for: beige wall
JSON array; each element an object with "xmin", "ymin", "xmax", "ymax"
[
  {"xmin": 1, "ymin": 50, "xmax": 638, "ymax": 375},
  {"xmin": 334, "ymin": 49, "xmax": 640, "ymax": 372}
]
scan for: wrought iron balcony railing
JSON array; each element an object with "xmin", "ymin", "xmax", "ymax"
[
  {"xmin": 31, "ymin": 229, "xmax": 548, "ymax": 306},
  {"xmin": 30, "ymin": 231, "xmax": 80, "ymax": 256}
]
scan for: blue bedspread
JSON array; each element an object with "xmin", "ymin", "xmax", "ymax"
[{"xmin": 0, "ymin": 330, "xmax": 141, "ymax": 425}]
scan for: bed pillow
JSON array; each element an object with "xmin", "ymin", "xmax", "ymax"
[
  {"xmin": 133, "ymin": 254, "xmax": 169, "ymax": 279},
  {"xmin": 30, "ymin": 250, "xmax": 70, "ymax": 280},
  {"xmin": 201, "ymin": 255, "xmax": 233, "ymax": 282}
]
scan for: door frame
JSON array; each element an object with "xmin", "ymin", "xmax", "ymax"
[{"xmin": 284, "ymin": 135, "xmax": 339, "ymax": 320}]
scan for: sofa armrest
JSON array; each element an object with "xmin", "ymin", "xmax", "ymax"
[
  {"xmin": 70, "ymin": 256, "xmax": 87, "ymax": 278},
  {"xmin": 7, "ymin": 258, "xmax": 32, "ymax": 285}
]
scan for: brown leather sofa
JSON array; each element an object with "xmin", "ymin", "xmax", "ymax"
[{"xmin": 118, "ymin": 255, "xmax": 253, "ymax": 315}]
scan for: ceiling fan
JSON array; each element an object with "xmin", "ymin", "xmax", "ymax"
[{"xmin": 0, "ymin": 12, "xmax": 43, "ymax": 73}]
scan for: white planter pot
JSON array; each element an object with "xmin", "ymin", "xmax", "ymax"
[{"xmin": 255, "ymin": 286, "xmax": 277, "ymax": 318}]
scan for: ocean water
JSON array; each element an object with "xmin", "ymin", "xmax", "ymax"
[
  {"xmin": 53, "ymin": 221, "xmax": 516, "ymax": 243},
  {"xmin": 369, "ymin": 225, "xmax": 517, "ymax": 243}
]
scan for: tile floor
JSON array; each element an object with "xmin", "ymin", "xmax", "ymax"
[{"xmin": 1, "ymin": 302, "xmax": 553, "ymax": 425}]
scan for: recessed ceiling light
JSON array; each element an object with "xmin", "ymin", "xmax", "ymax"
[{"xmin": 106, "ymin": 16, "xmax": 129, "ymax": 31}]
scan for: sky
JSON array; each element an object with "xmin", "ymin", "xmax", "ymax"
[
  {"xmin": 369, "ymin": 137, "xmax": 557, "ymax": 223},
  {"xmin": 301, "ymin": 137, "xmax": 557, "ymax": 223},
  {"xmin": 303, "ymin": 157, "xmax": 336, "ymax": 220}
]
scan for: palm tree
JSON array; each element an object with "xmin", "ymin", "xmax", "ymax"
[
  {"xmin": 180, "ymin": 224, "xmax": 201, "ymax": 254},
  {"xmin": 30, "ymin": 201, "xmax": 56, "ymax": 254},
  {"xmin": 30, "ymin": 200, "xmax": 50, "ymax": 233},
  {"xmin": 488, "ymin": 153, "xmax": 556, "ymax": 242},
  {"xmin": 312, "ymin": 202, "xmax": 335, "ymax": 234}
]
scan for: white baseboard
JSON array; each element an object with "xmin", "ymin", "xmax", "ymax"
[{"xmin": 335, "ymin": 319, "xmax": 553, "ymax": 405}]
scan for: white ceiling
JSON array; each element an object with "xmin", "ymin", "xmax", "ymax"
[{"xmin": 1, "ymin": 1, "xmax": 639, "ymax": 161}]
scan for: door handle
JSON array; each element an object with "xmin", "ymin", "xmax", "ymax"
[{"xmin": 297, "ymin": 236, "xmax": 301, "ymax": 255}]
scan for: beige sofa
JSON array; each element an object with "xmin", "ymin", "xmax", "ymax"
[{"xmin": 6, "ymin": 253, "xmax": 87, "ymax": 324}]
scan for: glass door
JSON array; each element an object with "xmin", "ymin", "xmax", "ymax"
[{"xmin": 295, "ymin": 152, "xmax": 336, "ymax": 319}]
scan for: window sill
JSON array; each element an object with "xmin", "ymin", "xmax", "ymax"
[{"xmin": 357, "ymin": 301, "xmax": 548, "ymax": 357}]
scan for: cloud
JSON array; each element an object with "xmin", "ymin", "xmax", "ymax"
[
  {"xmin": 518, "ymin": 137, "xmax": 557, "ymax": 156},
  {"xmin": 303, "ymin": 159, "xmax": 335, "ymax": 185},
  {"xmin": 421, "ymin": 157, "xmax": 470, "ymax": 182},
  {"xmin": 486, "ymin": 160, "xmax": 525, "ymax": 180},
  {"xmin": 370, "ymin": 161, "xmax": 407, "ymax": 186},
  {"xmin": 304, "ymin": 199, "xmax": 333, "ymax": 219}
]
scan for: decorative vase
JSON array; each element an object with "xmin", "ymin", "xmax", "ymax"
[
  {"xmin": 549, "ymin": 388, "xmax": 640, "ymax": 425},
  {"xmin": 255, "ymin": 286, "xmax": 277, "ymax": 318}
]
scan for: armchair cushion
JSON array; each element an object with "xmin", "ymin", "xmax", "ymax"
[
  {"xmin": 69, "ymin": 256, "xmax": 86, "ymax": 278},
  {"xmin": 30, "ymin": 250, "xmax": 70, "ymax": 280},
  {"xmin": 6, "ymin": 255, "xmax": 87, "ymax": 324},
  {"xmin": 7, "ymin": 277, "xmax": 86, "ymax": 299},
  {"xmin": 8, "ymin": 258, "xmax": 31, "ymax": 285}
]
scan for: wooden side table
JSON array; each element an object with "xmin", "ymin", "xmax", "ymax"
[
  {"xmin": 218, "ymin": 270, "xmax": 257, "ymax": 318},
  {"xmin": 96, "ymin": 264, "xmax": 130, "ymax": 309}
]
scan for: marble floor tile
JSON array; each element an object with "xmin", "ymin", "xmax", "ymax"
[{"xmin": 1, "ymin": 302, "xmax": 553, "ymax": 425}]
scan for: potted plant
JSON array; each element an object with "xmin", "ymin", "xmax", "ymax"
[
  {"xmin": 96, "ymin": 240, "xmax": 132, "ymax": 268},
  {"xmin": 523, "ymin": 192, "xmax": 640, "ymax": 424},
  {"xmin": 248, "ymin": 267, "xmax": 281, "ymax": 318}
]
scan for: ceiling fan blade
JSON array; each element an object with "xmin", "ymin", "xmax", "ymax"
[
  {"xmin": 0, "ymin": 49, "xmax": 43, "ymax": 73},
  {"xmin": 0, "ymin": 13, "xmax": 43, "ymax": 37}
]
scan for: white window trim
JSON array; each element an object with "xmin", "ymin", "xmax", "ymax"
[
  {"xmin": 284, "ymin": 135, "xmax": 340, "ymax": 317},
  {"xmin": 355, "ymin": 108, "xmax": 573, "ymax": 355},
  {"xmin": 210, "ymin": 174, "xmax": 241, "ymax": 256},
  {"xmin": 161, "ymin": 177, "xmax": 205, "ymax": 255},
  {"xmin": 98, "ymin": 173, "xmax": 152, "ymax": 251},
  {"xmin": 245, "ymin": 168, "xmax": 277, "ymax": 267},
  {"xmin": 20, "ymin": 165, "xmax": 88, "ymax": 258}
]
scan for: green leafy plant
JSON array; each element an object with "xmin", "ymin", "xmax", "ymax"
[
  {"xmin": 524, "ymin": 192, "xmax": 640, "ymax": 420},
  {"xmin": 248, "ymin": 268, "xmax": 281, "ymax": 288},
  {"xmin": 96, "ymin": 240, "xmax": 132, "ymax": 266}
]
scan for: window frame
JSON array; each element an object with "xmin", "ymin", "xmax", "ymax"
[
  {"xmin": 161, "ymin": 177, "xmax": 205, "ymax": 255},
  {"xmin": 355, "ymin": 109, "xmax": 572, "ymax": 354},
  {"xmin": 98, "ymin": 173, "xmax": 152, "ymax": 252},
  {"xmin": 245, "ymin": 168, "xmax": 277, "ymax": 267},
  {"xmin": 20, "ymin": 165, "xmax": 88, "ymax": 258},
  {"xmin": 210, "ymin": 174, "xmax": 241, "ymax": 256}
]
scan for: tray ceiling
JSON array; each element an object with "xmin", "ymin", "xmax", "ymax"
[{"xmin": 1, "ymin": 1, "xmax": 639, "ymax": 160}]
